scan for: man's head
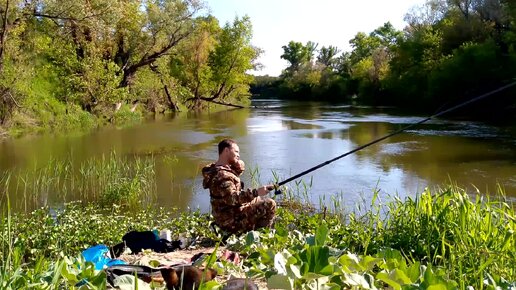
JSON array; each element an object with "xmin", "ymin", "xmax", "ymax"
[{"xmin": 218, "ymin": 139, "xmax": 240, "ymax": 165}]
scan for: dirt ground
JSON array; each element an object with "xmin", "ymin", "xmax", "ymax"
[{"xmin": 117, "ymin": 246, "xmax": 269, "ymax": 289}]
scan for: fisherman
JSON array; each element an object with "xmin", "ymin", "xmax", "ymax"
[{"xmin": 202, "ymin": 139, "xmax": 276, "ymax": 234}]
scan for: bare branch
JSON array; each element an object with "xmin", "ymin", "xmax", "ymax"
[
  {"xmin": 27, "ymin": 10, "xmax": 108, "ymax": 22},
  {"xmin": 7, "ymin": 91, "xmax": 22, "ymax": 108}
]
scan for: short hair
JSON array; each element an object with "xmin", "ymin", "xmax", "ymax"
[{"xmin": 218, "ymin": 139, "xmax": 236, "ymax": 155}]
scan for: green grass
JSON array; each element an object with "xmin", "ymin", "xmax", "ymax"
[
  {"xmin": 0, "ymin": 155, "xmax": 514, "ymax": 288},
  {"xmin": 1, "ymin": 183, "xmax": 514, "ymax": 289},
  {"xmin": 1, "ymin": 152, "xmax": 157, "ymax": 212}
]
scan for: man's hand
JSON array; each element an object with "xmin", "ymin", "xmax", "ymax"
[
  {"xmin": 230, "ymin": 160, "xmax": 245, "ymax": 175},
  {"xmin": 256, "ymin": 184, "xmax": 275, "ymax": 196}
]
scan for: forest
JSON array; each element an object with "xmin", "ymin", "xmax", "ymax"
[
  {"xmin": 252, "ymin": 0, "xmax": 516, "ymax": 119},
  {"xmin": 1, "ymin": 0, "xmax": 515, "ymax": 137},
  {"xmin": 0, "ymin": 0, "xmax": 260, "ymax": 135}
]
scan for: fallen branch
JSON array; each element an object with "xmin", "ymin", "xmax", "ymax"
[
  {"xmin": 7, "ymin": 91, "xmax": 22, "ymax": 108},
  {"xmin": 188, "ymin": 97, "xmax": 245, "ymax": 109}
]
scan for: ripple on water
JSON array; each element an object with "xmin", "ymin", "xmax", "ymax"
[
  {"xmin": 247, "ymin": 117, "xmax": 287, "ymax": 133},
  {"xmin": 379, "ymin": 141, "xmax": 425, "ymax": 155}
]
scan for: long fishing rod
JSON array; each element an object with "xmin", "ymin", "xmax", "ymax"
[{"xmin": 274, "ymin": 80, "xmax": 516, "ymax": 191}]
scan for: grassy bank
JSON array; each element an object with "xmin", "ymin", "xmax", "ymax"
[{"xmin": 1, "ymin": 185, "xmax": 514, "ymax": 289}]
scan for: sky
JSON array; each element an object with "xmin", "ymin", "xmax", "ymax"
[{"xmin": 205, "ymin": 0, "xmax": 427, "ymax": 76}]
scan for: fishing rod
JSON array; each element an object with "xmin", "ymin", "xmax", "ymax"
[{"xmin": 273, "ymin": 80, "xmax": 516, "ymax": 193}]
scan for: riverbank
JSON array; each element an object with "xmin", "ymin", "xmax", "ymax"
[
  {"xmin": 1, "ymin": 186, "xmax": 514, "ymax": 289},
  {"xmin": 3, "ymin": 104, "xmax": 516, "ymax": 215}
]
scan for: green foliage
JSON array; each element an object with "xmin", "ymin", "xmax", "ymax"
[
  {"xmin": 1, "ymin": 184, "xmax": 515, "ymax": 288},
  {"xmin": 263, "ymin": 2, "xmax": 516, "ymax": 118},
  {"xmin": 203, "ymin": 16, "xmax": 258, "ymax": 107},
  {"xmin": 281, "ymin": 41, "xmax": 318, "ymax": 75},
  {"xmin": 170, "ymin": 16, "xmax": 220, "ymax": 102},
  {"xmin": 0, "ymin": 0, "xmax": 259, "ymax": 137},
  {"xmin": 317, "ymin": 45, "xmax": 341, "ymax": 68},
  {"xmin": 225, "ymin": 186, "xmax": 515, "ymax": 289},
  {"xmin": 109, "ymin": 105, "xmax": 143, "ymax": 127},
  {"xmin": 1, "ymin": 152, "xmax": 157, "ymax": 212}
]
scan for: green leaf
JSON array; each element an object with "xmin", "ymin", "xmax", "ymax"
[
  {"xmin": 427, "ymin": 284, "xmax": 449, "ymax": 290},
  {"xmin": 60, "ymin": 262, "xmax": 78, "ymax": 283},
  {"xmin": 267, "ymin": 274, "xmax": 293, "ymax": 290},
  {"xmin": 148, "ymin": 259, "xmax": 160, "ymax": 268},
  {"xmin": 274, "ymin": 252, "xmax": 288, "ymax": 275},
  {"xmin": 376, "ymin": 269, "xmax": 413, "ymax": 290},
  {"xmin": 88, "ymin": 270, "xmax": 107, "ymax": 288},
  {"xmin": 245, "ymin": 231, "xmax": 260, "ymax": 246},
  {"xmin": 303, "ymin": 246, "xmax": 332, "ymax": 275},
  {"xmin": 338, "ymin": 253, "xmax": 362, "ymax": 272},
  {"xmin": 405, "ymin": 262, "xmax": 422, "ymax": 283},
  {"xmin": 315, "ymin": 223, "xmax": 329, "ymax": 246},
  {"xmin": 420, "ymin": 267, "xmax": 458, "ymax": 290},
  {"xmin": 289, "ymin": 264, "xmax": 302, "ymax": 279},
  {"xmin": 343, "ymin": 273, "xmax": 373, "ymax": 289},
  {"xmin": 113, "ymin": 275, "xmax": 153, "ymax": 290},
  {"xmin": 199, "ymin": 280, "xmax": 221, "ymax": 290},
  {"xmin": 359, "ymin": 256, "xmax": 383, "ymax": 272},
  {"xmin": 303, "ymin": 272, "xmax": 327, "ymax": 281}
]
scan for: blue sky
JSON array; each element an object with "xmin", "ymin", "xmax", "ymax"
[{"xmin": 205, "ymin": 0, "xmax": 427, "ymax": 76}]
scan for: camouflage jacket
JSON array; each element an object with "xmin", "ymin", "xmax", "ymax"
[{"xmin": 202, "ymin": 163, "xmax": 257, "ymax": 222}]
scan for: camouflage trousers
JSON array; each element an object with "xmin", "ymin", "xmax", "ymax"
[{"xmin": 215, "ymin": 197, "xmax": 276, "ymax": 235}]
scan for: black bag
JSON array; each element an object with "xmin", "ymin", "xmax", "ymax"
[{"xmin": 110, "ymin": 230, "xmax": 182, "ymax": 257}]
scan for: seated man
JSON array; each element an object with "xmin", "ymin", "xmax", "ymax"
[{"xmin": 202, "ymin": 139, "xmax": 276, "ymax": 234}]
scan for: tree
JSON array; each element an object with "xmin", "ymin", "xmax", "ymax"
[
  {"xmin": 404, "ymin": 0, "xmax": 448, "ymax": 28},
  {"xmin": 448, "ymin": 0, "xmax": 474, "ymax": 19},
  {"xmin": 34, "ymin": 0, "xmax": 204, "ymax": 113},
  {"xmin": 317, "ymin": 45, "xmax": 341, "ymax": 69},
  {"xmin": 0, "ymin": 0, "xmax": 30, "ymax": 124},
  {"xmin": 169, "ymin": 16, "xmax": 220, "ymax": 110},
  {"xmin": 280, "ymin": 41, "xmax": 318, "ymax": 75},
  {"xmin": 186, "ymin": 16, "xmax": 261, "ymax": 109},
  {"xmin": 348, "ymin": 23, "xmax": 402, "ymax": 103},
  {"xmin": 304, "ymin": 41, "xmax": 318, "ymax": 62},
  {"xmin": 114, "ymin": 0, "xmax": 203, "ymax": 88}
]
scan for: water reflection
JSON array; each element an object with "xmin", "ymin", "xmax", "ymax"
[{"xmin": 281, "ymin": 120, "xmax": 324, "ymax": 130}]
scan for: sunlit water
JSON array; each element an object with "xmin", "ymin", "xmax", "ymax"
[{"xmin": 2, "ymin": 99, "xmax": 516, "ymax": 212}]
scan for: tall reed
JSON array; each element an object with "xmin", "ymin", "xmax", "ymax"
[
  {"xmin": 2, "ymin": 152, "xmax": 157, "ymax": 212},
  {"xmin": 329, "ymin": 185, "xmax": 516, "ymax": 288}
]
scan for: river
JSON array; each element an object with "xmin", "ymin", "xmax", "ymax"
[{"xmin": 2, "ymin": 99, "xmax": 516, "ymax": 212}]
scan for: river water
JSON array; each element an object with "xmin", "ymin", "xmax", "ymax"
[{"xmin": 2, "ymin": 99, "xmax": 516, "ymax": 212}]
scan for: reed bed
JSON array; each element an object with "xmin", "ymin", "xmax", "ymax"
[{"xmin": 1, "ymin": 152, "xmax": 157, "ymax": 212}]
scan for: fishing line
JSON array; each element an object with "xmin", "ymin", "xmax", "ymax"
[{"xmin": 274, "ymin": 80, "xmax": 516, "ymax": 190}]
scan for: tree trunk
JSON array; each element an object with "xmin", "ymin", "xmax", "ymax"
[
  {"xmin": 163, "ymin": 83, "xmax": 180, "ymax": 112},
  {"xmin": 0, "ymin": 0, "xmax": 10, "ymax": 72}
]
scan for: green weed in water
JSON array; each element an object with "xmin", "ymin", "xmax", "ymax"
[{"xmin": 1, "ymin": 152, "xmax": 157, "ymax": 212}]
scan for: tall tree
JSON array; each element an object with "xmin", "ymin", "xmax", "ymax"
[
  {"xmin": 280, "ymin": 41, "xmax": 317, "ymax": 75},
  {"xmin": 317, "ymin": 45, "xmax": 341, "ymax": 68},
  {"xmin": 36, "ymin": 0, "xmax": 203, "ymax": 112},
  {"xmin": 0, "ymin": 0, "xmax": 31, "ymax": 124},
  {"xmin": 114, "ymin": 0, "xmax": 203, "ymax": 88},
  {"xmin": 170, "ymin": 16, "xmax": 220, "ymax": 106},
  {"xmin": 187, "ymin": 16, "xmax": 261, "ymax": 109}
]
